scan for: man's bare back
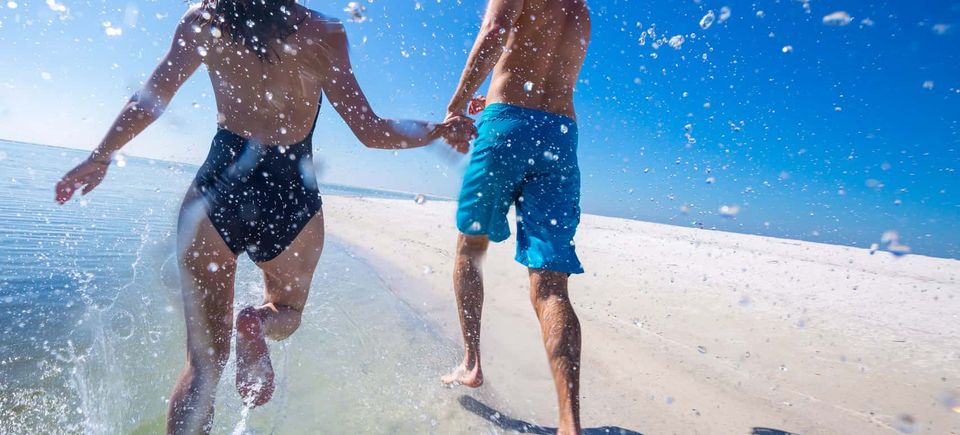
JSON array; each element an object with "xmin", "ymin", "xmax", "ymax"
[
  {"xmin": 444, "ymin": 0, "xmax": 590, "ymax": 127},
  {"xmin": 487, "ymin": 0, "xmax": 591, "ymax": 119}
]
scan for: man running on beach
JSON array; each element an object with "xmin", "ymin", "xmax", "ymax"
[{"xmin": 439, "ymin": 0, "xmax": 591, "ymax": 433}]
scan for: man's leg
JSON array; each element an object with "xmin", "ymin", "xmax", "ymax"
[
  {"xmin": 169, "ymin": 202, "xmax": 238, "ymax": 435},
  {"xmin": 529, "ymin": 269, "xmax": 581, "ymax": 435},
  {"xmin": 236, "ymin": 212, "xmax": 325, "ymax": 407},
  {"xmin": 441, "ymin": 233, "xmax": 490, "ymax": 387}
]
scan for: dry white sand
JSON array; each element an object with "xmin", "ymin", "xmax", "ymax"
[{"xmin": 322, "ymin": 195, "xmax": 960, "ymax": 435}]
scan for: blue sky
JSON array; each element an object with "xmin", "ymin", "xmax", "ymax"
[{"xmin": 0, "ymin": 0, "xmax": 957, "ymax": 258}]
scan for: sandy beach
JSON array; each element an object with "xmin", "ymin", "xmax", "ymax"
[{"xmin": 322, "ymin": 195, "xmax": 960, "ymax": 435}]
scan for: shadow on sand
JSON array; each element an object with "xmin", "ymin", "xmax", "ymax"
[
  {"xmin": 458, "ymin": 395, "xmax": 644, "ymax": 435},
  {"xmin": 751, "ymin": 428, "xmax": 800, "ymax": 435}
]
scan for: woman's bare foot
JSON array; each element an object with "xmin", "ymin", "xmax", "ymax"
[
  {"xmin": 235, "ymin": 307, "xmax": 274, "ymax": 407},
  {"xmin": 441, "ymin": 361, "xmax": 484, "ymax": 387}
]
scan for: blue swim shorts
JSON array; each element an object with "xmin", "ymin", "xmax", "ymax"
[{"xmin": 456, "ymin": 103, "xmax": 583, "ymax": 274}]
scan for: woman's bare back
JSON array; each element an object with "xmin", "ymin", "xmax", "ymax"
[{"xmin": 190, "ymin": 6, "xmax": 341, "ymax": 145}]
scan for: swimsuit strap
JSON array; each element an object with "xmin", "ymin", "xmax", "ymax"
[{"xmin": 302, "ymin": 93, "xmax": 323, "ymax": 143}]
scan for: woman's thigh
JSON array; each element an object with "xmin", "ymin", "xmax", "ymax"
[
  {"xmin": 255, "ymin": 211, "xmax": 325, "ymax": 310},
  {"xmin": 177, "ymin": 189, "xmax": 239, "ymax": 361}
]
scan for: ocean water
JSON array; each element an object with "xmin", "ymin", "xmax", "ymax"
[{"xmin": 0, "ymin": 141, "xmax": 486, "ymax": 433}]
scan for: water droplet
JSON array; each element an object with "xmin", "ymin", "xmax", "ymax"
[
  {"xmin": 699, "ymin": 10, "xmax": 716, "ymax": 30},
  {"xmin": 922, "ymin": 80, "xmax": 934, "ymax": 90},
  {"xmin": 6, "ymin": 1, "xmax": 17, "ymax": 9},
  {"xmin": 718, "ymin": 205, "xmax": 741, "ymax": 217},
  {"xmin": 469, "ymin": 221, "xmax": 482, "ymax": 232},
  {"xmin": 560, "ymin": 124, "xmax": 569, "ymax": 134},
  {"xmin": 414, "ymin": 194, "xmax": 426, "ymax": 205},
  {"xmin": 822, "ymin": 11, "xmax": 853, "ymax": 26},
  {"xmin": 781, "ymin": 45, "xmax": 793, "ymax": 53},
  {"xmin": 718, "ymin": 6, "xmax": 731, "ymax": 22},
  {"xmin": 207, "ymin": 262, "xmax": 219, "ymax": 272},
  {"xmin": 40, "ymin": 72, "xmax": 52, "ymax": 80},
  {"xmin": 550, "ymin": 218, "xmax": 558, "ymax": 226},
  {"xmin": 887, "ymin": 243, "xmax": 911, "ymax": 257},
  {"xmin": 932, "ymin": 24, "xmax": 951, "ymax": 35},
  {"xmin": 881, "ymin": 230, "xmax": 899, "ymax": 244},
  {"xmin": 523, "ymin": 81, "xmax": 534, "ymax": 92},
  {"xmin": 103, "ymin": 21, "xmax": 123, "ymax": 37},
  {"xmin": 279, "ymin": 127, "xmax": 287, "ymax": 134},
  {"xmin": 196, "ymin": 46, "xmax": 208, "ymax": 57},
  {"xmin": 668, "ymin": 35, "xmax": 685, "ymax": 50},
  {"xmin": 177, "ymin": 38, "xmax": 186, "ymax": 47},
  {"xmin": 344, "ymin": 2, "xmax": 367, "ymax": 23},
  {"xmin": 210, "ymin": 27, "xmax": 222, "ymax": 39}
]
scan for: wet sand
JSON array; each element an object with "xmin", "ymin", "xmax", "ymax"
[
  {"xmin": 128, "ymin": 238, "xmax": 499, "ymax": 434},
  {"xmin": 324, "ymin": 195, "xmax": 960, "ymax": 435}
]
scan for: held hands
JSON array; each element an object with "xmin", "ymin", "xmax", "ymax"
[
  {"xmin": 435, "ymin": 95, "xmax": 486, "ymax": 154},
  {"xmin": 55, "ymin": 157, "xmax": 109, "ymax": 204},
  {"xmin": 437, "ymin": 113, "xmax": 477, "ymax": 154}
]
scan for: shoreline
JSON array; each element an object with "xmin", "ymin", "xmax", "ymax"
[
  {"xmin": 322, "ymin": 194, "xmax": 960, "ymax": 434},
  {"xmin": 3, "ymin": 138, "xmax": 953, "ymax": 261}
]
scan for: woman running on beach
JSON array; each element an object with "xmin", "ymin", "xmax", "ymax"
[{"xmin": 54, "ymin": 1, "xmax": 469, "ymax": 432}]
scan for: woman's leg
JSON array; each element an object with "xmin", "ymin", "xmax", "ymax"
[
  {"xmin": 168, "ymin": 194, "xmax": 238, "ymax": 434},
  {"xmin": 235, "ymin": 211, "xmax": 325, "ymax": 406}
]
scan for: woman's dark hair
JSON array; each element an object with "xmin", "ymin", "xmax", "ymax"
[{"xmin": 199, "ymin": 0, "xmax": 305, "ymax": 62}]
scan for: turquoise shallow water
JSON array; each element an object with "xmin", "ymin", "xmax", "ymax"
[{"xmin": 0, "ymin": 141, "xmax": 487, "ymax": 433}]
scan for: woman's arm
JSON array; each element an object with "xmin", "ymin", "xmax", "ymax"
[
  {"xmin": 90, "ymin": 9, "xmax": 204, "ymax": 161},
  {"xmin": 318, "ymin": 22, "xmax": 449, "ymax": 150},
  {"xmin": 55, "ymin": 8, "xmax": 203, "ymax": 204}
]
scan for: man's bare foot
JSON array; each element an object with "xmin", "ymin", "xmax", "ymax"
[
  {"xmin": 236, "ymin": 307, "xmax": 274, "ymax": 407},
  {"xmin": 441, "ymin": 362, "xmax": 483, "ymax": 388}
]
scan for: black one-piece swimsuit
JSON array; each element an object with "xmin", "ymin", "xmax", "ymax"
[{"xmin": 192, "ymin": 97, "xmax": 323, "ymax": 263}]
